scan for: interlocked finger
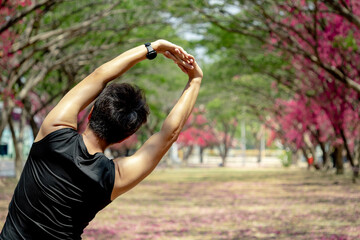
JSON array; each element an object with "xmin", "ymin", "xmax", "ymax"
[
  {"xmin": 173, "ymin": 49, "xmax": 194, "ymax": 69},
  {"xmin": 164, "ymin": 51, "xmax": 188, "ymax": 74},
  {"xmin": 177, "ymin": 63, "xmax": 187, "ymax": 74},
  {"xmin": 164, "ymin": 51, "xmax": 177, "ymax": 63}
]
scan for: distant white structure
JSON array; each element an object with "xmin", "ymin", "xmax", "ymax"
[{"xmin": 0, "ymin": 102, "xmax": 34, "ymax": 161}]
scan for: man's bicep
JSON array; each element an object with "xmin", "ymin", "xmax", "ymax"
[
  {"xmin": 123, "ymin": 132, "xmax": 172, "ymax": 178},
  {"xmin": 37, "ymin": 75, "xmax": 104, "ymax": 137},
  {"xmin": 134, "ymin": 132, "xmax": 173, "ymax": 161},
  {"xmin": 113, "ymin": 133, "xmax": 173, "ymax": 195}
]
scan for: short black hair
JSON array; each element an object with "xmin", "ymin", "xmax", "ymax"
[{"xmin": 89, "ymin": 83, "xmax": 149, "ymax": 144}]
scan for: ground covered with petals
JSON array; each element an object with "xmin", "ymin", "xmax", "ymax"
[{"xmin": 1, "ymin": 168, "xmax": 359, "ymax": 239}]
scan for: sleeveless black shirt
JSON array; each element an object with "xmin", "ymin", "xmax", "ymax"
[{"xmin": 0, "ymin": 128, "xmax": 115, "ymax": 239}]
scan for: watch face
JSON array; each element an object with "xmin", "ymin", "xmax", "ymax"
[{"xmin": 147, "ymin": 51, "xmax": 157, "ymax": 60}]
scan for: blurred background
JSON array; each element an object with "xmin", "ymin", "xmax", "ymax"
[
  {"xmin": 1, "ymin": 0, "xmax": 359, "ymax": 178},
  {"xmin": 1, "ymin": 0, "xmax": 360, "ymax": 239}
]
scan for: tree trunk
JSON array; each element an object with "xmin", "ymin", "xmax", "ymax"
[
  {"xmin": 28, "ymin": 115, "xmax": 39, "ymax": 139},
  {"xmin": 220, "ymin": 153, "xmax": 226, "ymax": 167},
  {"xmin": 199, "ymin": 147, "xmax": 204, "ymax": 164},
  {"xmin": 0, "ymin": 102, "xmax": 14, "ymax": 139},
  {"xmin": 340, "ymin": 129, "xmax": 354, "ymax": 167},
  {"xmin": 23, "ymin": 100, "xmax": 40, "ymax": 139},
  {"xmin": 257, "ymin": 137, "xmax": 265, "ymax": 164},
  {"xmin": 339, "ymin": 129, "xmax": 359, "ymax": 180},
  {"xmin": 8, "ymin": 116, "xmax": 25, "ymax": 180},
  {"xmin": 257, "ymin": 125, "xmax": 265, "ymax": 164},
  {"xmin": 319, "ymin": 141, "xmax": 330, "ymax": 169},
  {"xmin": 301, "ymin": 147, "xmax": 312, "ymax": 169},
  {"xmin": 219, "ymin": 145, "xmax": 228, "ymax": 167},
  {"xmin": 301, "ymin": 147, "xmax": 308, "ymax": 160},
  {"xmin": 182, "ymin": 146, "xmax": 193, "ymax": 166},
  {"xmin": 352, "ymin": 141, "xmax": 360, "ymax": 183},
  {"xmin": 303, "ymin": 133, "xmax": 318, "ymax": 169},
  {"xmin": 334, "ymin": 145, "xmax": 344, "ymax": 175}
]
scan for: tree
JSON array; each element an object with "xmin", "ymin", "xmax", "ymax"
[
  {"xmin": 176, "ymin": 0, "xmax": 360, "ymax": 175},
  {"xmin": 268, "ymin": 97, "xmax": 337, "ymax": 169},
  {"xmin": 264, "ymin": 0, "xmax": 360, "ymax": 174},
  {"xmin": 206, "ymin": 96, "xmax": 239, "ymax": 167},
  {"xmin": 177, "ymin": 107, "xmax": 217, "ymax": 164}
]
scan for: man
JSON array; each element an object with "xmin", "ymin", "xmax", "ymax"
[{"xmin": 0, "ymin": 39, "xmax": 203, "ymax": 239}]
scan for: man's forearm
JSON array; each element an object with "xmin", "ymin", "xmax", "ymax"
[
  {"xmin": 94, "ymin": 44, "xmax": 148, "ymax": 84},
  {"xmin": 90, "ymin": 40, "xmax": 193, "ymax": 85},
  {"xmin": 159, "ymin": 56, "xmax": 203, "ymax": 143},
  {"xmin": 160, "ymin": 76, "xmax": 202, "ymax": 143}
]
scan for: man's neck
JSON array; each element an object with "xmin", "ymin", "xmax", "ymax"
[{"xmin": 82, "ymin": 127, "xmax": 108, "ymax": 155}]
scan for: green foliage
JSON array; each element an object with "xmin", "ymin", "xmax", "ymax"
[
  {"xmin": 334, "ymin": 31, "xmax": 359, "ymax": 51},
  {"xmin": 7, "ymin": 0, "xmax": 195, "ymax": 138},
  {"xmin": 280, "ymin": 150, "xmax": 293, "ymax": 168},
  {"xmin": 6, "ymin": 0, "xmax": 293, "ymax": 150}
]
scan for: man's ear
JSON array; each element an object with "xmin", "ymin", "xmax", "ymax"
[{"xmin": 88, "ymin": 106, "xmax": 94, "ymax": 121}]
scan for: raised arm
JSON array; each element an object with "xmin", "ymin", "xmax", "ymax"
[
  {"xmin": 111, "ymin": 53, "xmax": 203, "ymax": 199},
  {"xmin": 35, "ymin": 40, "xmax": 192, "ymax": 142}
]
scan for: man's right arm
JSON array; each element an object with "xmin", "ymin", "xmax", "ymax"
[
  {"xmin": 35, "ymin": 40, "xmax": 192, "ymax": 142},
  {"xmin": 111, "ymin": 56, "xmax": 203, "ymax": 200}
]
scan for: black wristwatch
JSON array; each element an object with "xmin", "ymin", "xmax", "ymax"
[{"xmin": 145, "ymin": 42, "xmax": 157, "ymax": 60}]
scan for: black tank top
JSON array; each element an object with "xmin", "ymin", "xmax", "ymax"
[{"xmin": 0, "ymin": 128, "xmax": 115, "ymax": 240}]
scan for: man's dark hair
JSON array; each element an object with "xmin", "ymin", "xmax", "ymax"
[{"xmin": 89, "ymin": 83, "xmax": 149, "ymax": 144}]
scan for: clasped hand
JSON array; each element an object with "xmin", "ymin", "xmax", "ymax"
[{"xmin": 153, "ymin": 40, "xmax": 203, "ymax": 79}]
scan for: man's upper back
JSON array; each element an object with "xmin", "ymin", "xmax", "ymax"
[{"xmin": 0, "ymin": 128, "xmax": 115, "ymax": 240}]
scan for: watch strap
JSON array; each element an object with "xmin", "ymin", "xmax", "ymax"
[{"xmin": 145, "ymin": 42, "xmax": 157, "ymax": 60}]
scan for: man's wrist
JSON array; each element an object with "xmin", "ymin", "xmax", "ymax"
[
  {"xmin": 145, "ymin": 42, "xmax": 157, "ymax": 60},
  {"xmin": 151, "ymin": 40, "xmax": 161, "ymax": 53}
]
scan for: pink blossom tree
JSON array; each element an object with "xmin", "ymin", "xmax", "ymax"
[
  {"xmin": 177, "ymin": 108, "xmax": 218, "ymax": 164},
  {"xmin": 212, "ymin": 119, "xmax": 238, "ymax": 167},
  {"xmin": 265, "ymin": 0, "xmax": 360, "ymax": 175},
  {"xmin": 191, "ymin": 0, "xmax": 360, "ymax": 175},
  {"xmin": 203, "ymin": 0, "xmax": 360, "ymax": 174},
  {"xmin": 268, "ymin": 97, "xmax": 335, "ymax": 168}
]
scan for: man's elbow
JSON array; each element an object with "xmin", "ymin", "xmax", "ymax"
[
  {"xmin": 89, "ymin": 66, "xmax": 112, "ymax": 84},
  {"xmin": 160, "ymin": 126, "xmax": 181, "ymax": 145},
  {"xmin": 169, "ymin": 130, "xmax": 181, "ymax": 144}
]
